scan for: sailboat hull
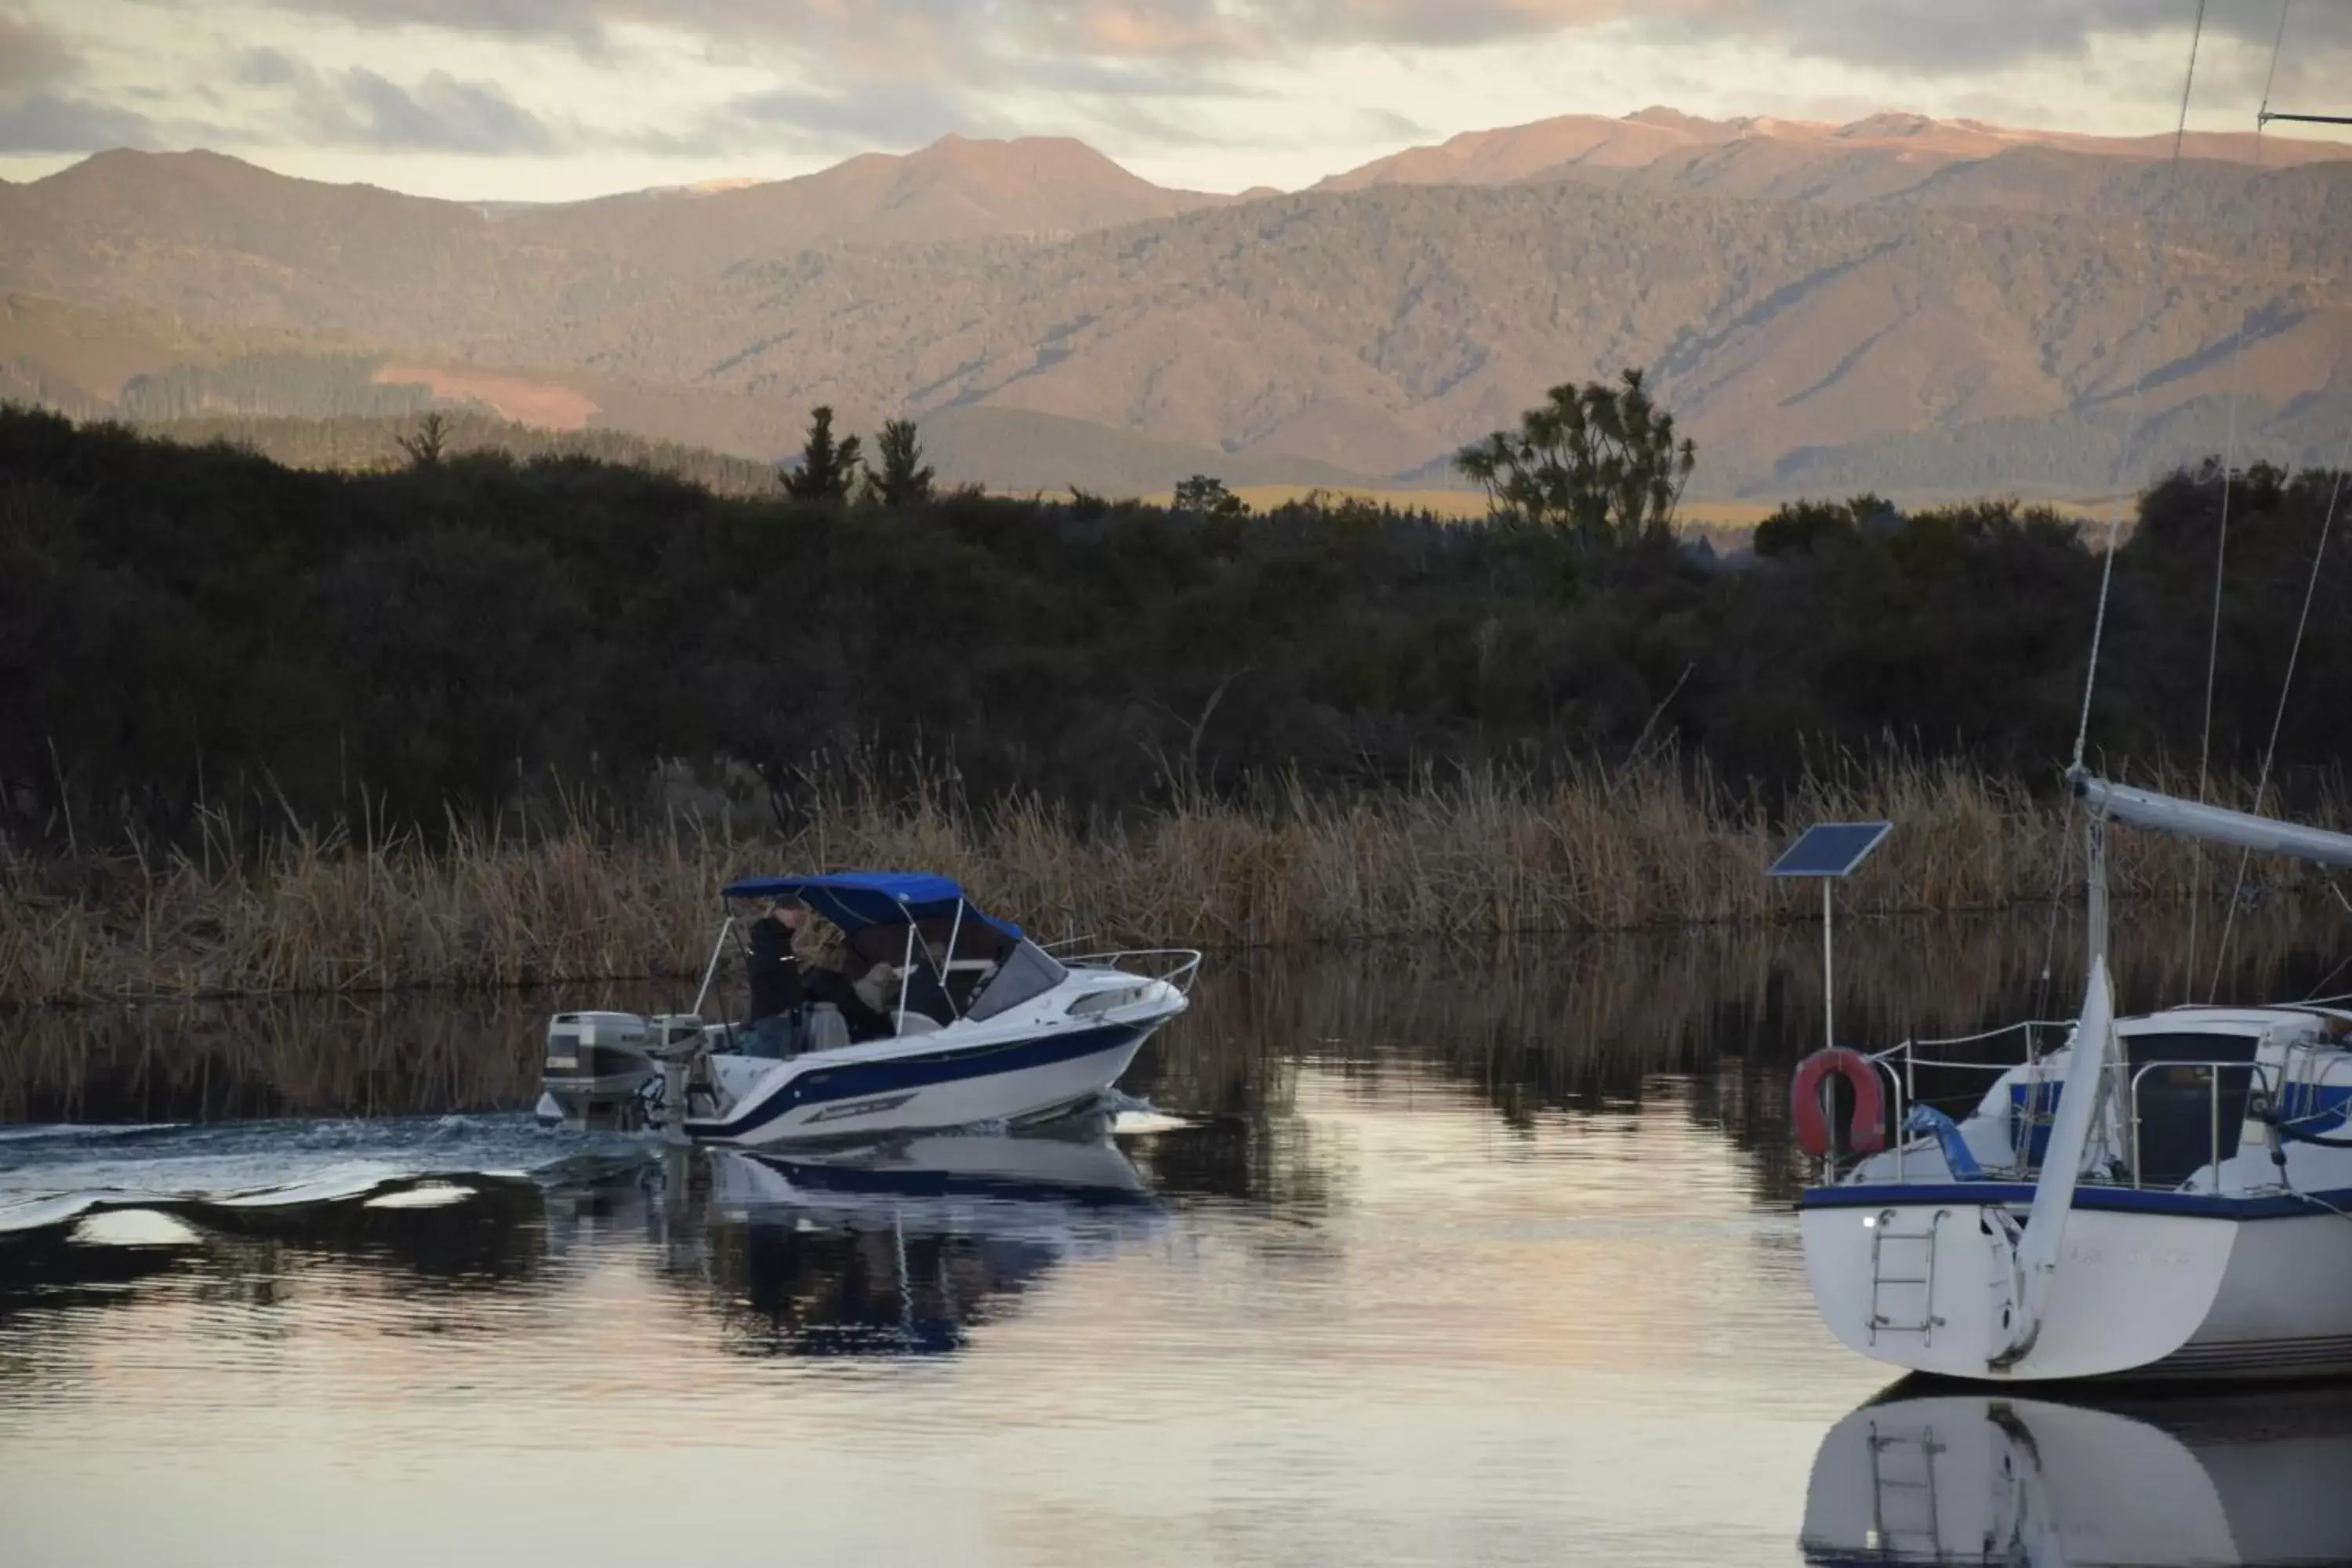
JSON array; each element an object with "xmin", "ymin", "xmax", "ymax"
[{"xmin": 1798, "ymin": 1190, "xmax": 2352, "ymax": 1381}]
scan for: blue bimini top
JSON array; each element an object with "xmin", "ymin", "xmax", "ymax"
[{"xmin": 719, "ymin": 870, "xmax": 1022, "ymax": 941}]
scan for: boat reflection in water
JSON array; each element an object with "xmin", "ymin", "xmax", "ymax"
[
  {"xmin": 0, "ymin": 1113, "xmax": 1166, "ymax": 1367},
  {"xmin": 543, "ymin": 1116, "xmax": 1166, "ymax": 1357},
  {"xmin": 1801, "ymin": 1382, "xmax": 2352, "ymax": 1566}
]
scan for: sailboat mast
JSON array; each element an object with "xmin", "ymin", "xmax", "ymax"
[{"xmin": 2086, "ymin": 815, "xmax": 2109, "ymax": 973}]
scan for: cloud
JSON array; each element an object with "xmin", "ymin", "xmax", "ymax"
[
  {"xmin": 0, "ymin": 91, "xmax": 159, "ymax": 153},
  {"xmin": 177, "ymin": 0, "xmax": 2352, "ymax": 82},
  {"xmin": 16, "ymin": 0, "xmax": 2347, "ymax": 196},
  {"xmin": 1015, "ymin": 54, "xmax": 1261, "ymax": 103},
  {"xmin": 0, "ymin": 8, "xmax": 165, "ymax": 153},
  {"xmin": 691, "ymin": 79, "xmax": 1007, "ymax": 153},
  {"xmin": 254, "ymin": 0, "xmax": 605, "ymax": 47},
  {"xmin": 234, "ymin": 51, "xmax": 555, "ymax": 153},
  {"xmin": 0, "ymin": 9, "xmax": 74, "ymax": 92},
  {"xmin": 233, "ymin": 45, "xmax": 307, "ymax": 89},
  {"xmin": 1706, "ymin": 0, "xmax": 2350, "ymax": 76},
  {"xmin": 334, "ymin": 68, "xmax": 552, "ymax": 152},
  {"xmin": 1068, "ymin": 1, "xmax": 1257, "ymax": 57}
]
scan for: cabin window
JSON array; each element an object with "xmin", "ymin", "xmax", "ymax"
[
  {"xmin": 965, "ymin": 940, "xmax": 1069, "ymax": 1022},
  {"xmin": 2125, "ymin": 1031, "xmax": 2259, "ymax": 1187}
]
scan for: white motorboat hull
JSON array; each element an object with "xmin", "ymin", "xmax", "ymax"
[
  {"xmin": 687, "ymin": 1022, "xmax": 1154, "ymax": 1147},
  {"xmin": 538, "ymin": 1019, "xmax": 1163, "ymax": 1148},
  {"xmin": 1800, "ymin": 1187, "xmax": 2352, "ymax": 1381}
]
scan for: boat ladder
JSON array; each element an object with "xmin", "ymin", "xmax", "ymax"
[
  {"xmin": 1865, "ymin": 1421, "xmax": 1947, "ymax": 1560},
  {"xmin": 1867, "ymin": 1207, "xmax": 1951, "ymax": 1345}
]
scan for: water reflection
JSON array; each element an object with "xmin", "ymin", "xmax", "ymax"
[
  {"xmin": 0, "ymin": 1123, "xmax": 1163, "ymax": 1370},
  {"xmin": 7, "ymin": 911, "xmax": 2349, "ymax": 1228},
  {"xmin": 1801, "ymin": 1384, "xmax": 2352, "ymax": 1566},
  {"xmin": 5, "ymin": 916, "xmax": 2352, "ymax": 1564},
  {"xmin": 548, "ymin": 1127, "xmax": 1165, "ymax": 1359}
]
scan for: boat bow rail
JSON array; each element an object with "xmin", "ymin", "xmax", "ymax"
[
  {"xmin": 1061, "ymin": 949, "xmax": 1203, "ymax": 992},
  {"xmin": 1838, "ymin": 1020, "xmax": 2074, "ymax": 1185},
  {"xmin": 1820, "ymin": 1016, "xmax": 2352, "ymax": 1197}
]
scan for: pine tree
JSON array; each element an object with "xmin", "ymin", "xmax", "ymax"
[
  {"xmin": 394, "ymin": 412, "xmax": 450, "ymax": 468},
  {"xmin": 782, "ymin": 406, "xmax": 863, "ymax": 503},
  {"xmin": 871, "ymin": 419, "xmax": 935, "ymax": 508}
]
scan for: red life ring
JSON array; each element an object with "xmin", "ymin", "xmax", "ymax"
[{"xmin": 1791, "ymin": 1048, "xmax": 1887, "ymax": 1159}]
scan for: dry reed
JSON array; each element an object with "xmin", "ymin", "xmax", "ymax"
[{"xmin": 4, "ymin": 755, "xmax": 2347, "ymax": 1006}]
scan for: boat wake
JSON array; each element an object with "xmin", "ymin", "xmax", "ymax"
[{"xmin": 0, "ymin": 1114, "xmax": 649, "ymax": 1237}]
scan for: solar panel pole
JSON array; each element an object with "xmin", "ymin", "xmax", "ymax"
[
  {"xmin": 1769, "ymin": 822, "xmax": 1890, "ymax": 1056},
  {"xmin": 1806, "ymin": 884, "xmax": 1825, "ymax": 1053}
]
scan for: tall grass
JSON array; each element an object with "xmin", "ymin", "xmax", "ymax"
[{"xmin": 4, "ymin": 753, "xmax": 2346, "ymax": 1005}]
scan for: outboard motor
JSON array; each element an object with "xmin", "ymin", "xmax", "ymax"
[
  {"xmin": 645, "ymin": 1014, "xmax": 714, "ymax": 1138},
  {"xmin": 542, "ymin": 1011, "xmax": 659, "ymax": 1131}
]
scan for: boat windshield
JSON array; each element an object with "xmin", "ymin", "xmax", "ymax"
[{"xmin": 965, "ymin": 940, "xmax": 1069, "ymax": 1022}]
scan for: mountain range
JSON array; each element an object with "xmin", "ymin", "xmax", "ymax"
[{"xmin": 2, "ymin": 108, "xmax": 2347, "ymax": 499}]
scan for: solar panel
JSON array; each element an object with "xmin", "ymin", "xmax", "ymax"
[{"xmin": 1769, "ymin": 821, "xmax": 1892, "ymax": 878}]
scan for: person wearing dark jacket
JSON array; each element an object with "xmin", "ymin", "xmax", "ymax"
[{"xmin": 744, "ymin": 901, "xmax": 805, "ymax": 1056}]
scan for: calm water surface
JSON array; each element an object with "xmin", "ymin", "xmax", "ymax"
[{"xmin": 5, "ymin": 916, "xmax": 2352, "ymax": 1566}]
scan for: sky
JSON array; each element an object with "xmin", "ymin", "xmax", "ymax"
[{"xmin": 2, "ymin": 0, "xmax": 2349, "ymax": 201}]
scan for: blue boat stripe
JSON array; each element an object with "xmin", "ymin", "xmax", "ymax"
[
  {"xmin": 2162, "ymin": 1337, "xmax": 2352, "ymax": 1364},
  {"xmin": 690, "ymin": 1024, "xmax": 1145, "ymax": 1142},
  {"xmin": 1801, "ymin": 1180, "xmax": 2352, "ymax": 1220}
]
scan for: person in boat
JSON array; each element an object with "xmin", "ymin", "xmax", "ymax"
[
  {"xmin": 792, "ymin": 909, "xmax": 898, "ymax": 1043},
  {"xmin": 743, "ymin": 899, "xmax": 806, "ymax": 1057},
  {"xmin": 852, "ymin": 959, "xmax": 902, "ymax": 1018}
]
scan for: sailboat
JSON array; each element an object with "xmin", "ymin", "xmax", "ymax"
[
  {"xmin": 1793, "ymin": 779, "xmax": 2352, "ymax": 1381},
  {"xmin": 1789, "ymin": 19, "xmax": 2352, "ymax": 1382}
]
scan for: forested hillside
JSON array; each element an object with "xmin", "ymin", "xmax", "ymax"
[
  {"xmin": 497, "ymin": 176, "xmax": 2347, "ymax": 490},
  {"xmin": 2, "ymin": 118, "xmax": 2344, "ymax": 497}
]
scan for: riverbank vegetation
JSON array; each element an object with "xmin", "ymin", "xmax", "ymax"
[
  {"xmin": 3, "ymin": 404, "xmax": 2348, "ymax": 1001},
  {"xmin": 6, "ymin": 753, "xmax": 2348, "ymax": 1004}
]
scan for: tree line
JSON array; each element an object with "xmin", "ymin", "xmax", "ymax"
[{"xmin": 2, "ymin": 394, "xmax": 2348, "ymax": 850}]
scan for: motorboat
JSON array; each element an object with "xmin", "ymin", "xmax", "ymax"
[
  {"xmin": 535, "ymin": 870, "xmax": 1198, "ymax": 1148},
  {"xmin": 1800, "ymin": 1384, "xmax": 2352, "ymax": 1565},
  {"xmin": 1791, "ymin": 782, "xmax": 2352, "ymax": 1381}
]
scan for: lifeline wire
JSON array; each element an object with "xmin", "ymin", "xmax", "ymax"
[
  {"xmin": 2033, "ymin": 783, "xmax": 2079, "ymax": 1028},
  {"xmin": 2069, "ymin": 0, "xmax": 2209, "ymax": 774},
  {"xmin": 2208, "ymin": 425, "xmax": 2352, "ymax": 1000},
  {"xmin": 2186, "ymin": 0, "xmax": 2294, "ymax": 1001}
]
